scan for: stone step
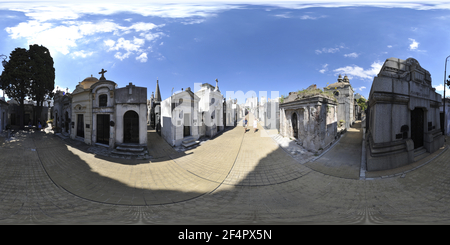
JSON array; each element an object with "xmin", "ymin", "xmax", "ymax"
[
  {"xmin": 116, "ymin": 146, "xmax": 145, "ymax": 152},
  {"xmin": 182, "ymin": 136, "xmax": 196, "ymax": 144},
  {"xmin": 116, "ymin": 143, "xmax": 146, "ymax": 149},
  {"xmin": 182, "ymin": 140, "xmax": 200, "ymax": 148},
  {"xmin": 413, "ymin": 147, "xmax": 429, "ymax": 162},
  {"xmin": 111, "ymin": 149, "xmax": 148, "ymax": 156},
  {"xmin": 413, "ymin": 147, "xmax": 426, "ymax": 157}
]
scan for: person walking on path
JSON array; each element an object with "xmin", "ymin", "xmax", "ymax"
[
  {"xmin": 243, "ymin": 117, "xmax": 248, "ymax": 133},
  {"xmin": 253, "ymin": 118, "xmax": 258, "ymax": 133}
]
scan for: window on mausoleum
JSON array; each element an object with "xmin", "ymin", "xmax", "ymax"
[{"xmin": 99, "ymin": 94, "xmax": 107, "ymax": 107}]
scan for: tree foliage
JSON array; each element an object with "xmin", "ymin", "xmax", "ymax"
[
  {"xmin": 1, "ymin": 47, "xmax": 31, "ymax": 104},
  {"xmin": 0, "ymin": 45, "xmax": 55, "ymax": 128},
  {"xmin": 29, "ymin": 44, "xmax": 55, "ymax": 107},
  {"xmin": 357, "ymin": 97, "xmax": 367, "ymax": 111}
]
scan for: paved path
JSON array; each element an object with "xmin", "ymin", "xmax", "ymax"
[
  {"xmin": 1, "ymin": 116, "xmax": 450, "ymax": 224},
  {"xmin": 306, "ymin": 121, "xmax": 363, "ymax": 179}
]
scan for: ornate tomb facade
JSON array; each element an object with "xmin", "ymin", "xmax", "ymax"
[
  {"xmin": 366, "ymin": 57, "xmax": 444, "ymax": 171},
  {"xmin": 323, "ymin": 74, "xmax": 355, "ymax": 130},
  {"xmin": 69, "ymin": 70, "xmax": 148, "ymax": 154},
  {"xmin": 195, "ymin": 79, "xmax": 224, "ymax": 138},
  {"xmin": 279, "ymin": 89, "xmax": 337, "ymax": 152},
  {"xmin": 160, "ymin": 87, "xmax": 200, "ymax": 147}
]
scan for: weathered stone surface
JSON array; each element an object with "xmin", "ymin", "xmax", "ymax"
[{"xmin": 366, "ymin": 57, "xmax": 443, "ymax": 171}]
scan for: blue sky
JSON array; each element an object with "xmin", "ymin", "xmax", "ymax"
[{"xmin": 1, "ymin": 0, "xmax": 450, "ymax": 104}]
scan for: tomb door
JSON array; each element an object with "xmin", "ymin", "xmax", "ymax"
[
  {"xmin": 77, "ymin": 114, "xmax": 84, "ymax": 138},
  {"xmin": 292, "ymin": 112, "xmax": 298, "ymax": 139},
  {"xmin": 124, "ymin": 110, "xmax": 139, "ymax": 143},
  {"xmin": 65, "ymin": 111, "xmax": 69, "ymax": 133},
  {"xmin": 183, "ymin": 113, "xmax": 191, "ymax": 137},
  {"xmin": 411, "ymin": 108, "xmax": 424, "ymax": 149},
  {"xmin": 97, "ymin": 114, "xmax": 110, "ymax": 145}
]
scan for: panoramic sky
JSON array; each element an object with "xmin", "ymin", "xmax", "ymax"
[{"xmin": 1, "ymin": 0, "xmax": 450, "ymax": 104}]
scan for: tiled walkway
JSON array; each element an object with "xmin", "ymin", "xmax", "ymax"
[{"xmin": 1, "ymin": 116, "xmax": 450, "ymax": 224}]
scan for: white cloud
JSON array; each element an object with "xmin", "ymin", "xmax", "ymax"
[
  {"xmin": 129, "ymin": 22, "xmax": 159, "ymax": 32},
  {"xmin": 387, "ymin": 45, "xmax": 392, "ymax": 48},
  {"xmin": 344, "ymin": 52, "xmax": 359, "ymax": 58},
  {"xmin": 114, "ymin": 52, "xmax": 130, "ymax": 61},
  {"xmin": 72, "ymin": 50, "xmax": 94, "ymax": 58},
  {"xmin": 315, "ymin": 47, "xmax": 341, "ymax": 54},
  {"xmin": 319, "ymin": 63, "xmax": 328, "ymax": 74},
  {"xmin": 182, "ymin": 19, "xmax": 206, "ymax": 25},
  {"xmin": 140, "ymin": 32, "xmax": 165, "ymax": 42},
  {"xmin": 333, "ymin": 61, "xmax": 382, "ymax": 80},
  {"xmin": 105, "ymin": 37, "xmax": 148, "ymax": 61},
  {"xmin": 434, "ymin": 84, "xmax": 445, "ymax": 91},
  {"xmin": 136, "ymin": 52, "xmax": 148, "ymax": 62},
  {"xmin": 356, "ymin": 86, "xmax": 366, "ymax": 91},
  {"xmin": 409, "ymin": 38, "xmax": 419, "ymax": 50},
  {"xmin": 300, "ymin": 14, "xmax": 326, "ymax": 20},
  {"xmin": 6, "ymin": 15, "xmax": 165, "ymax": 60},
  {"xmin": 274, "ymin": 12, "xmax": 291, "ymax": 18}
]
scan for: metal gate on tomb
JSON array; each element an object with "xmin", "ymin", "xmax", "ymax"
[
  {"xmin": 292, "ymin": 112, "xmax": 298, "ymax": 139},
  {"xmin": 77, "ymin": 114, "xmax": 84, "ymax": 138},
  {"xmin": 97, "ymin": 114, "xmax": 110, "ymax": 145},
  {"xmin": 411, "ymin": 108, "xmax": 424, "ymax": 149},
  {"xmin": 124, "ymin": 110, "xmax": 139, "ymax": 144}
]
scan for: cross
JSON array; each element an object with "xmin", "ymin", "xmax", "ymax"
[{"xmin": 99, "ymin": 69, "xmax": 107, "ymax": 79}]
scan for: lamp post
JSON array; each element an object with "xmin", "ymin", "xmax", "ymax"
[
  {"xmin": 0, "ymin": 54, "xmax": 7, "ymax": 98},
  {"xmin": 444, "ymin": 55, "xmax": 450, "ymax": 136}
]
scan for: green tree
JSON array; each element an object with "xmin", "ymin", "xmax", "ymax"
[
  {"xmin": 357, "ymin": 97, "xmax": 367, "ymax": 111},
  {"xmin": 0, "ymin": 47, "xmax": 32, "ymax": 129},
  {"xmin": 28, "ymin": 44, "xmax": 55, "ymax": 125},
  {"xmin": 0, "ymin": 44, "xmax": 55, "ymax": 129}
]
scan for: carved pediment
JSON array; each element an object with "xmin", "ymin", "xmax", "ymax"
[{"xmin": 73, "ymin": 104, "xmax": 87, "ymax": 112}]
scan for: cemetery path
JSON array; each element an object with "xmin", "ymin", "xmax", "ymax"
[
  {"xmin": 1, "ymin": 124, "xmax": 450, "ymax": 224},
  {"xmin": 305, "ymin": 121, "xmax": 363, "ymax": 179}
]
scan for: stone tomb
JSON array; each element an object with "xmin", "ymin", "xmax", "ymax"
[
  {"xmin": 160, "ymin": 87, "xmax": 200, "ymax": 147},
  {"xmin": 366, "ymin": 57, "xmax": 444, "ymax": 171},
  {"xmin": 279, "ymin": 91, "xmax": 337, "ymax": 152},
  {"xmin": 324, "ymin": 74, "xmax": 355, "ymax": 130},
  {"xmin": 195, "ymin": 80, "xmax": 224, "ymax": 138},
  {"xmin": 69, "ymin": 70, "xmax": 147, "ymax": 156},
  {"xmin": 53, "ymin": 90, "xmax": 72, "ymax": 134}
]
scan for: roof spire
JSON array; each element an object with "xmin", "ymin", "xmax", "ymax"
[{"xmin": 154, "ymin": 78, "xmax": 162, "ymax": 102}]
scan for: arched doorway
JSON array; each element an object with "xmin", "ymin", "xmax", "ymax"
[
  {"xmin": 411, "ymin": 108, "xmax": 424, "ymax": 149},
  {"xmin": 124, "ymin": 110, "xmax": 139, "ymax": 144},
  {"xmin": 292, "ymin": 112, "xmax": 298, "ymax": 139},
  {"xmin": 65, "ymin": 111, "xmax": 69, "ymax": 133}
]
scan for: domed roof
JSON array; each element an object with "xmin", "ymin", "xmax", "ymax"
[
  {"xmin": 325, "ymin": 74, "xmax": 351, "ymax": 90},
  {"xmin": 80, "ymin": 75, "xmax": 98, "ymax": 89}
]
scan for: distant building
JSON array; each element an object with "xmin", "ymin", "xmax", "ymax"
[
  {"xmin": 195, "ymin": 79, "xmax": 224, "ymax": 138},
  {"xmin": 160, "ymin": 87, "xmax": 200, "ymax": 147},
  {"xmin": 324, "ymin": 75, "xmax": 355, "ymax": 129}
]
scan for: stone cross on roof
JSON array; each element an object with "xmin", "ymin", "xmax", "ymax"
[{"xmin": 99, "ymin": 69, "xmax": 107, "ymax": 80}]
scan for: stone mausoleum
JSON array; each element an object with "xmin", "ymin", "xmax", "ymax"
[
  {"xmin": 279, "ymin": 87, "xmax": 338, "ymax": 152},
  {"xmin": 324, "ymin": 74, "xmax": 355, "ymax": 130},
  {"xmin": 160, "ymin": 87, "xmax": 201, "ymax": 147},
  {"xmin": 366, "ymin": 57, "xmax": 444, "ymax": 171},
  {"xmin": 68, "ymin": 69, "xmax": 148, "ymax": 157}
]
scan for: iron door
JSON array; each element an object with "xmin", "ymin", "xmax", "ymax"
[
  {"xmin": 77, "ymin": 114, "xmax": 84, "ymax": 138},
  {"xmin": 411, "ymin": 108, "xmax": 424, "ymax": 149},
  {"xmin": 292, "ymin": 112, "xmax": 298, "ymax": 139},
  {"xmin": 124, "ymin": 111, "xmax": 139, "ymax": 143},
  {"xmin": 97, "ymin": 114, "xmax": 110, "ymax": 145}
]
